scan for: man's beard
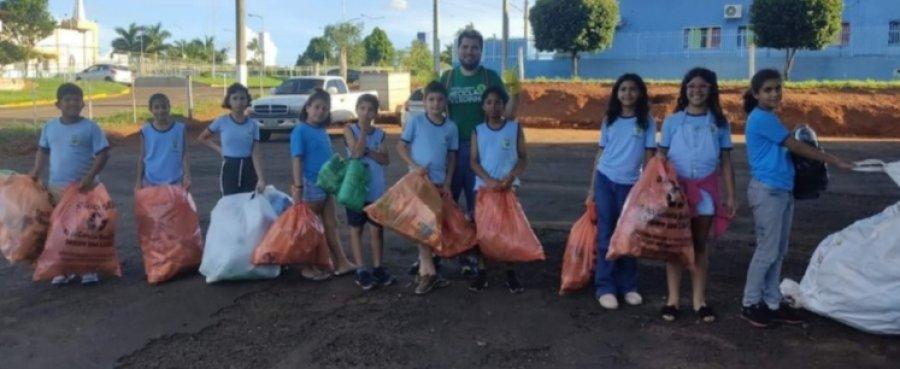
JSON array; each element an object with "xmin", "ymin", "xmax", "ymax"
[{"xmin": 459, "ymin": 58, "xmax": 480, "ymax": 71}]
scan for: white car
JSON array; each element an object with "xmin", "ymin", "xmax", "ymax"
[
  {"xmin": 250, "ymin": 76, "xmax": 378, "ymax": 141},
  {"xmin": 75, "ymin": 64, "xmax": 133, "ymax": 84},
  {"xmin": 400, "ymin": 88, "xmax": 425, "ymax": 129}
]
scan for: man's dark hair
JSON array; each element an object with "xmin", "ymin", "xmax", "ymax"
[{"xmin": 457, "ymin": 29, "xmax": 483, "ymax": 49}]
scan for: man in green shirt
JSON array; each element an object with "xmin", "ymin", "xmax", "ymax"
[{"xmin": 440, "ymin": 29, "xmax": 516, "ymax": 215}]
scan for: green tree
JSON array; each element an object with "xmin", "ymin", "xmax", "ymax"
[
  {"xmin": 296, "ymin": 36, "xmax": 332, "ymax": 66},
  {"xmin": 0, "ymin": 41, "xmax": 24, "ymax": 65},
  {"xmin": 403, "ymin": 40, "xmax": 436, "ymax": 86},
  {"xmin": 363, "ymin": 27, "xmax": 394, "ymax": 66},
  {"xmin": 324, "ymin": 21, "xmax": 363, "ymax": 80},
  {"xmin": 111, "ymin": 22, "xmax": 144, "ymax": 53},
  {"xmin": 141, "ymin": 22, "xmax": 170, "ymax": 55},
  {"xmin": 440, "ymin": 42, "xmax": 453, "ymax": 65},
  {"xmin": 750, "ymin": 0, "xmax": 843, "ymax": 80},
  {"xmin": 0, "ymin": 0, "xmax": 56, "ymax": 77},
  {"xmin": 247, "ymin": 37, "xmax": 262, "ymax": 66},
  {"xmin": 529, "ymin": 0, "xmax": 618, "ymax": 76}
]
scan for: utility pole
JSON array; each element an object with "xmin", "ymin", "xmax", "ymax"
[
  {"xmin": 502, "ymin": 0, "xmax": 509, "ymax": 73},
  {"xmin": 433, "ymin": 0, "xmax": 440, "ymax": 76},
  {"xmin": 236, "ymin": 0, "xmax": 247, "ymax": 85},
  {"xmin": 524, "ymin": 0, "xmax": 529, "ymax": 59}
]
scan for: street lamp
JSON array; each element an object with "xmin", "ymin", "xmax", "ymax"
[{"xmin": 248, "ymin": 13, "xmax": 265, "ymax": 97}]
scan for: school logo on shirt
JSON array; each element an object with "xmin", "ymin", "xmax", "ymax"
[
  {"xmin": 633, "ymin": 127, "xmax": 645, "ymax": 136},
  {"xmin": 501, "ymin": 138, "xmax": 513, "ymax": 149},
  {"xmin": 69, "ymin": 135, "xmax": 82, "ymax": 147},
  {"xmin": 172, "ymin": 139, "xmax": 181, "ymax": 152}
]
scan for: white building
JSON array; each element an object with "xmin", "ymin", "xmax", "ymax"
[
  {"xmin": 227, "ymin": 27, "xmax": 279, "ymax": 67},
  {"xmin": 1, "ymin": 0, "xmax": 101, "ymax": 78}
]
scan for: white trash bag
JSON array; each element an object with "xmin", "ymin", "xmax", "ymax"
[
  {"xmin": 852, "ymin": 159, "xmax": 900, "ymax": 189},
  {"xmin": 199, "ymin": 187, "xmax": 292, "ymax": 283},
  {"xmin": 781, "ymin": 200, "xmax": 900, "ymax": 335}
]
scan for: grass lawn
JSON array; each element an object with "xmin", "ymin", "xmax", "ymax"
[
  {"xmin": 0, "ymin": 78, "xmax": 129, "ymax": 106},
  {"xmin": 193, "ymin": 73, "xmax": 284, "ymax": 88}
]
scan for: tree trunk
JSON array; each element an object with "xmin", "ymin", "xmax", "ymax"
[
  {"xmin": 340, "ymin": 46, "xmax": 348, "ymax": 82},
  {"xmin": 783, "ymin": 48, "xmax": 797, "ymax": 81},
  {"xmin": 570, "ymin": 51, "xmax": 580, "ymax": 77}
]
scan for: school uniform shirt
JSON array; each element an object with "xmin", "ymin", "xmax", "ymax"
[
  {"xmin": 473, "ymin": 120, "xmax": 522, "ymax": 191},
  {"xmin": 659, "ymin": 111, "xmax": 732, "ymax": 180},
  {"xmin": 345, "ymin": 124, "xmax": 387, "ymax": 202},
  {"xmin": 596, "ymin": 114, "xmax": 658, "ymax": 185},
  {"xmin": 400, "ymin": 114, "xmax": 459, "ymax": 184},
  {"xmin": 291, "ymin": 122, "xmax": 334, "ymax": 183},
  {"xmin": 38, "ymin": 117, "xmax": 110, "ymax": 189},
  {"xmin": 440, "ymin": 65, "xmax": 506, "ymax": 140},
  {"xmin": 208, "ymin": 114, "xmax": 259, "ymax": 158},
  {"xmin": 745, "ymin": 107, "xmax": 794, "ymax": 191},
  {"xmin": 141, "ymin": 121, "xmax": 185, "ymax": 186}
]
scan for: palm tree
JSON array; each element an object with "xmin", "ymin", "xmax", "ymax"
[
  {"xmin": 111, "ymin": 23, "xmax": 144, "ymax": 54},
  {"xmin": 248, "ymin": 37, "xmax": 262, "ymax": 65},
  {"xmin": 170, "ymin": 39, "xmax": 190, "ymax": 59},
  {"xmin": 142, "ymin": 23, "xmax": 171, "ymax": 55}
]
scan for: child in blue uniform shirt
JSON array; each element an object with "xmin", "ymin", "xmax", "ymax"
[
  {"xmin": 468, "ymin": 86, "xmax": 529, "ymax": 294},
  {"xmin": 135, "ymin": 93, "xmax": 190, "ymax": 191},
  {"xmin": 343, "ymin": 94, "xmax": 396, "ymax": 291},
  {"xmin": 658, "ymin": 68, "xmax": 736, "ymax": 323},
  {"xmin": 585, "ymin": 74, "xmax": 657, "ymax": 310},
  {"xmin": 397, "ymin": 81, "xmax": 459, "ymax": 295},
  {"xmin": 29, "ymin": 83, "xmax": 111, "ymax": 285}
]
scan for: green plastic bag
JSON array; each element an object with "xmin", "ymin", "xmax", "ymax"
[
  {"xmin": 337, "ymin": 159, "xmax": 370, "ymax": 212},
  {"xmin": 316, "ymin": 154, "xmax": 347, "ymax": 194}
]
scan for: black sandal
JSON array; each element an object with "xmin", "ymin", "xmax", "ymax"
[
  {"xmin": 695, "ymin": 305, "xmax": 717, "ymax": 323},
  {"xmin": 660, "ymin": 305, "xmax": 680, "ymax": 322}
]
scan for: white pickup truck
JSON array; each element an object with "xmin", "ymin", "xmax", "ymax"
[{"xmin": 250, "ymin": 76, "xmax": 377, "ymax": 141}]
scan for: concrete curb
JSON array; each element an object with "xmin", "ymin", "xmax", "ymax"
[{"xmin": 0, "ymin": 88, "xmax": 131, "ymax": 109}]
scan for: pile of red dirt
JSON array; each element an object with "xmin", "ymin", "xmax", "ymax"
[{"xmin": 517, "ymin": 82, "xmax": 900, "ymax": 137}]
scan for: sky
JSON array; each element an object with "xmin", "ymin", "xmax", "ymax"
[{"xmin": 49, "ymin": 0, "xmax": 531, "ymax": 66}]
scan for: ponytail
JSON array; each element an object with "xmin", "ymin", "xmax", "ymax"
[
  {"xmin": 744, "ymin": 68, "xmax": 782, "ymax": 115},
  {"xmin": 742, "ymin": 89, "xmax": 759, "ymax": 114}
]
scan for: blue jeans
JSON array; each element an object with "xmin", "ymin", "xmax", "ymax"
[
  {"xmin": 452, "ymin": 140, "xmax": 476, "ymax": 216},
  {"xmin": 593, "ymin": 171, "xmax": 638, "ymax": 297},
  {"xmin": 742, "ymin": 179, "xmax": 794, "ymax": 309}
]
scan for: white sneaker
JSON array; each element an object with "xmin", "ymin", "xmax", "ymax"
[
  {"xmin": 51, "ymin": 274, "xmax": 77, "ymax": 285},
  {"xmin": 81, "ymin": 273, "xmax": 100, "ymax": 285},
  {"xmin": 624, "ymin": 291, "xmax": 643, "ymax": 306},
  {"xmin": 597, "ymin": 293, "xmax": 619, "ymax": 310}
]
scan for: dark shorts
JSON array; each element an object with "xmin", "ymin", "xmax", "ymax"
[
  {"xmin": 221, "ymin": 157, "xmax": 257, "ymax": 196},
  {"xmin": 346, "ymin": 202, "xmax": 376, "ymax": 228}
]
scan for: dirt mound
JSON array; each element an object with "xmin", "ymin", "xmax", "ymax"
[{"xmin": 518, "ymin": 82, "xmax": 900, "ymax": 137}]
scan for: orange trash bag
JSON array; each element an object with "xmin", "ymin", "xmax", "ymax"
[
  {"xmin": 0, "ymin": 175, "xmax": 54, "ymax": 263},
  {"xmin": 252, "ymin": 203, "xmax": 332, "ymax": 269},
  {"xmin": 134, "ymin": 185, "xmax": 204, "ymax": 284},
  {"xmin": 475, "ymin": 188, "xmax": 545, "ymax": 263},
  {"xmin": 559, "ymin": 201, "xmax": 597, "ymax": 295},
  {"xmin": 435, "ymin": 192, "xmax": 476, "ymax": 258},
  {"xmin": 365, "ymin": 172, "xmax": 443, "ymax": 249},
  {"xmin": 607, "ymin": 157, "xmax": 694, "ymax": 267},
  {"xmin": 33, "ymin": 184, "xmax": 121, "ymax": 281}
]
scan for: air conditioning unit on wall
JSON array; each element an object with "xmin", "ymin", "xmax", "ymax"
[{"xmin": 724, "ymin": 4, "xmax": 743, "ymax": 19}]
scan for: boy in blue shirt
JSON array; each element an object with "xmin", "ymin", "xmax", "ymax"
[
  {"xmin": 397, "ymin": 81, "xmax": 459, "ymax": 295},
  {"xmin": 29, "ymin": 82, "xmax": 111, "ymax": 285}
]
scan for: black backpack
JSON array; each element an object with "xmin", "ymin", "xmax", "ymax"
[{"xmin": 791, "ymin": 124, "xmax": 829, "ymax": 200}]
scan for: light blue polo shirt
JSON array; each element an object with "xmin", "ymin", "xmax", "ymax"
[
  {"xmin": 141, "ymin": 121, "xmax": 185, "ymax": 185},
  {"xmin": 38, "ymin": 117, "xmax": 110, "ymax": 189},
  {"xmin": 400, "ymin": 114, "xmax": 459, "ymax": 184},
  {"xmin": 660, "ymin": 111, "xmax": 732, "ymax": 180},
  {"xmin": 291, "ymin": 122, "xmax": 334, "ymax": 183},
  {"xmin": 473, "ymin": 120, "xmax": 522, "ymax": 191},
  {"xmin": 745, "ymin": 107, "xmax": 794, "ymax": 190},
  {"xmin": 345, "ymin": 124, "xmax": 387, "ymax": 202},
  {"xmin": 208, "ymin": 114, "xmax": 259, "ymax": 158},
  {"xmin": 597, "ymin": 114, "xmax": 657, "ymax": 185}
]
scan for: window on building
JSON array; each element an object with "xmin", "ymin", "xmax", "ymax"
[
  {"xmin": 683, "ymin": 27, "xmax": 722, "ymax": 50},
  {"xmin": 737, "ymin": 26, "xmax": 754, "ymax": 48},
  {"xmin": 833, "ymin": 22, "xmax": 850, "ymax": 46},
  {"xmin": 890, "ymin": 21, "xmax": 900, "ymax": 45}
]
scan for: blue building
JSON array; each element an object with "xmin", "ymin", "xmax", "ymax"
[{"xmin": 479, "ymin": 0, "xmax": 900, "ymax": 80}]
